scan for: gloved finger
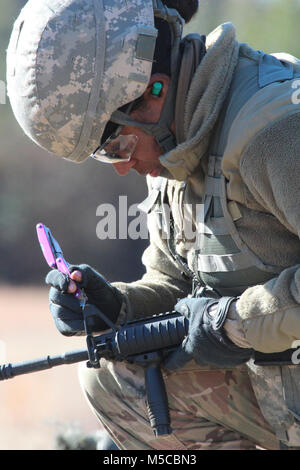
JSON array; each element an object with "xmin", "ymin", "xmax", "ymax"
[
  {"xmin": 162, "ymin": 345, "xmax": 193, "ymax": 371},
  {"xmin": 174, "ymin": 299, "xmax": 191, "ymax": 317},
  {"xmin": 49, "ymin": 286, "xmax": 82, "ymax": 314},
  {"xmin": 69, "ymin": 264, "xmax": 108, "ymax": 291},
  {"xmin": 45, "ymin": 269, "xmax": 70, "ymax": 292},
  {"xmin": 49, "ymin": 302, "xmax": 84, "ymax": 336},
  {"xmin": 174, "ymin": 297, "xmax": 215, "ymax": 318}
]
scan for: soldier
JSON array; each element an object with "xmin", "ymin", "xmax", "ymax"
[{"xmin": 6, "ymin": 0, "xmax": 300, "ymax": 450}]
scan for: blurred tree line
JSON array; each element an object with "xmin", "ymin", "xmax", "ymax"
[{"xmin": 0, "ymin": 0, "xmax": 300, "ymax": 285}]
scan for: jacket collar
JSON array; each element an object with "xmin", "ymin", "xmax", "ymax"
[{"xmin": 159, "ymin": 23, "xmax": 240, "ymax": 181}]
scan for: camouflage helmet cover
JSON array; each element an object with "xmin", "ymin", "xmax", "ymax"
[{"xmin": 6, "ymin": 0, "xmax": 157, "ymax": 162}]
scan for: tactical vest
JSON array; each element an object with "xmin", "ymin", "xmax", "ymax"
[{"xmin": 141, "ymin": 46, "xmax": 300, "ymax": 448}]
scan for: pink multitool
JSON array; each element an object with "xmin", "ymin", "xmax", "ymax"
[{"xmin": 36, "ymin": 223, "xmax": 86, "ymax": 307}]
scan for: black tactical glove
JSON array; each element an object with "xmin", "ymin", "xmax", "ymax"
[
  {"xmin": 163, "ymin": 296, "xmax": 253, "ymax": 370},
  {"xmin": 46, "ymin": 264, "xmax": 124, "ymax": 336}
]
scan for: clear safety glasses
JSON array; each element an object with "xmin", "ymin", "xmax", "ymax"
[
  {"xmin": 91, "ymin": 132, "xmax": 138, "ymax": 163},
  {"xmin": 91, "ymin": 120, "xmax": 139, "ymax": 164}
]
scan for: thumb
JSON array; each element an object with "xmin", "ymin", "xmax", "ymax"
[
  {"xmin": 163, "ymin": 339, "xmax": 192, "ymax": 371},
  {"xmin": 174, "ymin": 298, "xmax": 192, "ymax": 317},
  {"xmin": 83, "ymin": 303, "xmax": 116, "ymax": 331}
]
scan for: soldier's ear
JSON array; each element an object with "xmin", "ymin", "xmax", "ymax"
[
  {"xmin": 151, "ymin": 82, "xmax": 163, "ymax": 97},
  {"xmin": 145, "ymin": 75, "xmax": 170, "ymax": 100},
  {"xmin": 163, "ymin": 0, "xmax": 199, "ymax": 23}
]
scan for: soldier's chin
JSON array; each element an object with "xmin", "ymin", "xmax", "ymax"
[{"xmin": 149, "ymin": 168, "xmax": 162, "ymax": 177}]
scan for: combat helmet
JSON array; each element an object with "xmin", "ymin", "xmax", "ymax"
[{"xmin": 6, "ymin": 0, "xmax": 184, "ymax": 163}]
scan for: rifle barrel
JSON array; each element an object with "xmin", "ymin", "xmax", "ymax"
[{"xmin": 0, "ymin": 349, "xmax": 88, "ymax": 381}]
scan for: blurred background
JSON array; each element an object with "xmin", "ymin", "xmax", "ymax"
[{"xmin": 1, "ymin": 0, "xmax": 300, "ymax": 450}]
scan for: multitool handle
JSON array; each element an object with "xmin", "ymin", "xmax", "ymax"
[{"xmin": 36, "ymin": 223, "xmax": 86, "ymax": 307}]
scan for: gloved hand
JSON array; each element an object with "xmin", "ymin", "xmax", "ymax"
[
  {"xmin": 163, "ymin": 296, "xmax": 253, "ymax": 370},
  {"xmin": 46, "ymin": 264, "xmax": 124, "ymax": 336}
]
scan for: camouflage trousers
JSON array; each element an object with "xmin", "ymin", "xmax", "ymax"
[{"xmin": 78, "ymin": 359, "xmax": 279, "ymax": 450}]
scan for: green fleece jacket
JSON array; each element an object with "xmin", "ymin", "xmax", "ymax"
[{"xmin": 114, "ymin": 23, "xmax": 300, "ymax": 354}]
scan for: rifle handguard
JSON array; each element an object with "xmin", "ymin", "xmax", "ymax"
[{"xmin": 0, "ymin": 311, "xmax": 189, "ymax": 438}]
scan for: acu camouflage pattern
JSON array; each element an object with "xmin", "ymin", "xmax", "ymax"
[
  {"xmin": 78, "ymin": 359, "xmax": 279, "ymax": 450},
  {"xmin": 247, "ymin": 361, "xmax": 300, "ymax": 448},
  {"xmin": 6, "ymin": 0, "xmax": 157, "ymax": 163}
]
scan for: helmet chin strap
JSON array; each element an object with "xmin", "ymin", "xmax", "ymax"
[
  {"xmin": 110, "ymin": 0, "xmax": 184, "ymax": 155},
  {"xmin": 110, "ymin": 110, "xmax": 177, "ymax": 153}
]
